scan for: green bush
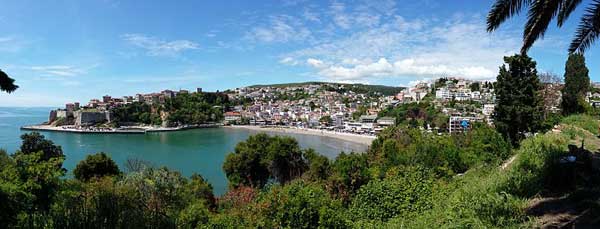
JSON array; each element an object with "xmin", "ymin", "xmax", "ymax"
[
  {"xmin": 350, "ymin": 166, "xmax": 434, "ymax": 222},
  {"xmin": 177, "ymin": 200, "xmax": 210, "ymax": 228},
  {"xmin": 257, "ymin": 181, "xmax": 348, "ymax": 228},
  {"xmin": 501, "ymin": 133, "xmax": 568, "ymax": 197},
  {"xmin": 561, "ymin": 114, "xmax": 599, "ymax": 135},
  {"xmin": 74, "ymin": 152, "xmax": 121, "ymax": 181}
]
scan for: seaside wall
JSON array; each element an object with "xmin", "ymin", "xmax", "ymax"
[
  {"xmin": 56, "ymin": 110, "xmax": 68, "ymax": 119},
  {"xmin": 49, "ymin": 110, "xmax": 57, "ymax": 123},
  {"xmin": 75, "ymin": 111, "xmax": 108, "ymax": 126}
]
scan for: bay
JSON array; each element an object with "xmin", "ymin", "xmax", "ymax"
[{"xmin": 0, "ymin": 107, "xmax": 367, "ymax": 195}]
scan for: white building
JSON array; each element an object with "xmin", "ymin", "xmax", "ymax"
[{"xmin": 482, "ymin": 104, "xmax": 495, "ymax": 116}]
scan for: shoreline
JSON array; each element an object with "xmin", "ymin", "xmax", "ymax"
[
  {"xmin": 20, "ymin": 124, "xmax": 377, "ymax": 146},
  {"xmin": 20, "ymin": 124, "xmax": 221, "ymax": 134},
  {"xmin": 225, "ymin": 125, "xmax": 376, "ymax": 146}
]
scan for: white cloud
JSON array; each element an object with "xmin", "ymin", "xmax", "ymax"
[
  {"xmin": 283, "ymin": 14, "xmax": 518, "ymax": 82},
  {"xmin": 306, "ymin": 58, "xmax": 325, "ymax": 68},
  {"xmin": 279, "ymin": 57, "xmax": 298, "ymax": 65},
  {"xmin": 0, "ymin": 36, "xmax": 28, "ymax": 53},
  {"xmin": 30, "ymin": 65, "xmax": 87, "ymax": 77},
  {"xmin": 303, "ymin": 8, "xmax": 320, "ymax": 23},
  {"xmin": 330, "ymin": 1, "xmax": 351, "ymax": 29},
  {"xmin": 245, "ymin": 15, "xmax": 311, "ymax": 43},
  {"xmin": 314, "ymin": 58, "xmax": 496, "ymax": 81},
  {"xmin": 122, "ymin": 34, "xmax": 199, "ymax": 56}
]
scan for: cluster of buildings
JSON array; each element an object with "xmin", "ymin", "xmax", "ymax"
[
  {"xmin": 86, "ymin": 88, "xmax": 202, "ymax": 110},
  {"xmin": 221, "ymin": 80, "xmax": 501, "ymax": 134},
  {"xmin": 223, "ymin": 84, "xmax": 397, "ymax": 135},
  {"xmin": 48, "ymin": 87, "xmax": 203, "ymax": 127}
]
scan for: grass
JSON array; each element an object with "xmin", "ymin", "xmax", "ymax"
[{"xmin": 373, "ymin": 115, "xmax": 600, "ymax": 228}]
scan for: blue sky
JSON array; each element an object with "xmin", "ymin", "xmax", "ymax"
[{"xmin": 0, "ymin": 0, "xmax": 598, "ymax": 106}]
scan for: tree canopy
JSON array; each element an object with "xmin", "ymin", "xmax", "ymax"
[
  {"xmin": 73, "ymin": 152, "xmax": 121, "ymax": 181},
  {"xmin": 493, "ymin": 55, "xmax": 543, "ymax": 144},
  {"xmin": 222, "ymin": 133, "xmax": 311, "ymax": 188},
  {"xmin": 487, "ymin": 0, "xmax": 600, "ymax": 53},
  {"xmin": 0, "ymin": 69, "xmax": 18, "ymax": 93},
  {"xmin": 561, "ymin": 53, "xmax": 590, "ymax": 115}
]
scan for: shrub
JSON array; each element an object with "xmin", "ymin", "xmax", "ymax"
[
  {"xmin": 501, "ymin": 133, "xmax": 568, "ymax": 197},
  {"xmin": 74, "ymin": 152, "xmax": 121, "ymax": 181},
  {"xmin": 177, "ymin": 200, "xmax": 210, "ymax": 228},
  {"xmin": 258, "ymin": 181, "xmax": 348, "ymax": 228},
  {"xmin": 350, "ymin": 166, "xmax": 434, "ymax": 222}
]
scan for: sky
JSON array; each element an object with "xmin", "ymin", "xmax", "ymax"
[{"xmin": 0, "ymin": 0, "xmax": 598, "ymax": 107}]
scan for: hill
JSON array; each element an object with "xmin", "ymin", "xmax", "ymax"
[{"xmin": 248, "ymin": 81, "xmax": 405, "ymax": 96}]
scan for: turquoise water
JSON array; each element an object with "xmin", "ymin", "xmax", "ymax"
[{"xmin": 0, "ymin": 107, "xmax": 367, "ymax": 195}]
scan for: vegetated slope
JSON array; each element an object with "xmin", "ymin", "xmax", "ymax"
[
  {"xmin": 248, "ymin": 81, "xmax": 405, "ymax": 96},
  {"xmin": 376, "ymin": 115, "xmax": 600, "ymax": 228}
]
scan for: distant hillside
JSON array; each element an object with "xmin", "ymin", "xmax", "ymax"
[{"xmin": 248, "ymin": 81, "xmax": 405, "ymax": 96}]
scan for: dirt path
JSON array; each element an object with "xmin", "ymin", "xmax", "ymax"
[{"xmin": 501, "ymin": 155, "xmax": 517, "ymax": 170}]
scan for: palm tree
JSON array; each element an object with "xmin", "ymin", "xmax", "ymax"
[
  {"xmin": 0, "ymin": 69, "xmax": 18, "ymax": 93},
  {"xmin": 487, "ymin": 0, "xmax": 600, "ymax": 54}
]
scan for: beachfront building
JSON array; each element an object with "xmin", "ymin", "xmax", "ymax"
[
  {"xmin": 224, "ymin": 111, "xmax": 242, "ymax": 124},
  {"xmin": 377, "ymin": 117, "xmax": 396, "ymax": 127}
]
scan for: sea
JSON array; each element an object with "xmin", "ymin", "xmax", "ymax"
[{"xmin": 0, "ymin": 107, "xmax": 367, "ymax": 195}]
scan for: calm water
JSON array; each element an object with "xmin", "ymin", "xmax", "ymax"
[{"xmin": 0, "ymin": 107, "xmax": 367, "ymax": 195}]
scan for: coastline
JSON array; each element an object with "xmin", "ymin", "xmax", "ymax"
[
  {"xmin": 20, "ymin": 124, "xmax": 377, "ymax": 146},
  {"xmin": 225, "ymin": 125, "xmax": 376, "ymax": 146},
  {"xmin": 20, "ymin": 124, "xmax": 221, "ymax": 134}
]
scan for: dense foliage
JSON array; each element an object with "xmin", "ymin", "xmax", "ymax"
[
  {"xmin": 377, "ymin": 98, "xmax": 448, "ymax": 130},
  {"xmin": 561, "ymin": 53, "xmax": 590, "ymax": 115},
  {"xmin": 369, "ymin": 124, "xmax": 511, "ymax": 178},
  {"xmin": 222, "ymin": 133, "xmax": 309, "ymax": 188},
  {"xmin": 1, "ymin": 115, "xmax": 598, "ymax": 227},
  {"xmin": 73, "ymin": 152, "xmax": 120, "ymax": 181},
  {"xmin": 164, "ymin": 92, "xmax": 228, "ymax": 126},
  {"xmin": 111, "ymin": 102, "xmax": 160, "ymax": 125},
  {"xmin": 487, "ymin": 0, "xmax": 600, "ymax": 53},
  {"xmin": 494, "ymin": 55, "xmax": 543, "ymax": 145},
  {"xmin": 112, "ymin": 92, "xmax": 229, "ymax": 127},
  {"xmin": 0, "ymin": 69, "xmax": 18, "ymax": 93}
]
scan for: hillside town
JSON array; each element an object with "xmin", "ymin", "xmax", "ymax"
[{"xmin": 42, "ymin": 78, "xmax": 599, "ymax": 135}]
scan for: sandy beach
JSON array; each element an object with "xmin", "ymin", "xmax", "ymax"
[{"xmin": 225, "ymin": 125, "xmax": 376, "ymax": 145}]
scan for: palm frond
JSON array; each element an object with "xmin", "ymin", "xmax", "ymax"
[
  {"xmin": 557, "ymin": 0, "xmax": 583, "ymax": 27},
  {"xmin": 0, "ymin": 69, "xmax": 19, "ymax": 93},
  {"xmin": 569, "ymin": 0, "xmax": 600, "ymax": 53},
  {"xmin": 522, "ymin": 0, "xmax": 562, "ymax": 54},
  {"xmin": 487, "ymin": 0, "xmax": 532, "ymax": 32}
]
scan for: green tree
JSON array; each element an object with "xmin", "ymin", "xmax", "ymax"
[
  {"xmin": 73, "ymin": 152, "xmax": 121, "ymax": 181},
  {"xmin": 327, "ymin": 152, "xmax": 371, "ymax": 202},
  {"xmin": 18, "ymin": 132, "xmax": 64, "ymax": 163},
  {"xmin": 469, "ymin": 82, "xmax": 481, "ymax": 92},
  {"xmin": 184, "ymin": 173, "xmax": 216, "ymax": 209},
  {"xmin": 177, "ymin": 200, "xmax": 210, "ymax": 228},
  {"xmin": 259, "ymin": 181, "xmax": 348, "ymax": 228},
  {"xmin": 487, "ymin": 0, "xmax": 600, "ymax": 53},
  {"xmin": 350, "ymin": 167, "xmax": 434, "ymax": 222},
  {"xmin": 302, "ymin": 149, "xmax": 330, "ymax": 182},
  {"xmin": 0, "ymin": 150, "xmax": 24, "ymax": 226},
  {"xmin": 319, "ymin": 115, "xmax": 333, "ymax": 125},
  {"xmin": 266, "ymin": 136, "xmax": 308, "ymax": 184},
  {"xmin": 14, "ymin": 151, "xmax": 65, "ymax": 213},
  {"xmin": 493, "ymin": 55, "xmax": 543, "ymax": 145},
  {"xmin": 223, "ymin": 134, "xmax": 310, "ymax": 188},
  {"xmin": 561, "ymin": 53, "xmax": 590, "ymax": 115},
  {"xmin": 0, "ymin": 69, "xmax": 18, "ymax": 93},
  {"xmin": 223, "ymin": 134, "xmax": 271, "ymax": 188}
]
